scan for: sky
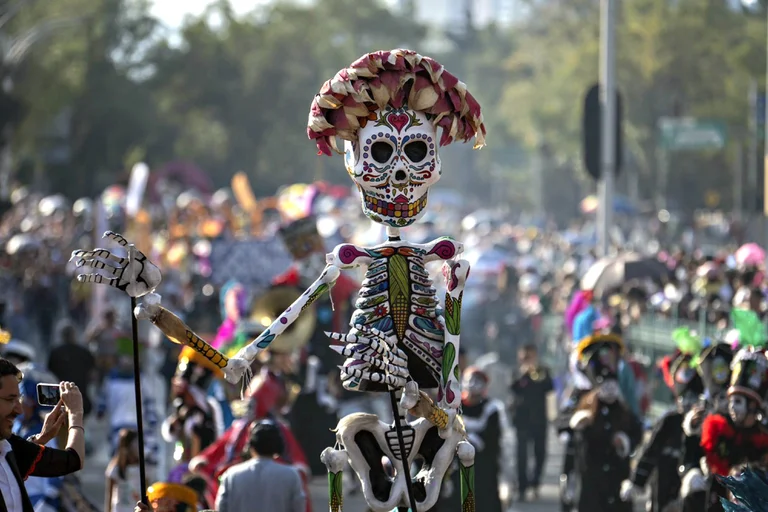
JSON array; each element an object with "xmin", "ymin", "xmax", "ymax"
[
  {"xmin": 149, "ymin": 0, "xmax": 401, "ymax": 29},
  {"xmin": 149, "ymin": 0, "xmax": 269, "ymax": 29}
]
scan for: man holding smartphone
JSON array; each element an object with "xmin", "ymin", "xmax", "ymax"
[{"xmin": 0, "ymin": 358, "xmax": 86, "ymax": 512}]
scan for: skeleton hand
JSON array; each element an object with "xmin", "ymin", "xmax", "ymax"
[
  {"xmin": 328, "ymin": 324, "xmax": 409, "ymax": 390},
  {"xmin": 400, "ymin": 381, "xmax": 456, "ymax": 433},
  {"xmin": 70, "ymin": 231, "xmax": 161, "ymax": 297},
  {"xmin": 400, "ymin": 381, "xmax": 420, "ymax": 409}
]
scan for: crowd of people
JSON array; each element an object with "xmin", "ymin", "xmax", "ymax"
[{"xmin": 0, "ymin": 171, "xmax": 766, "ymax": 512}]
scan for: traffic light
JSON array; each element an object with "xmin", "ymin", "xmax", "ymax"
[{"xmin": 583, "ymin": 83, "xmax": 623, "ymax": 180}]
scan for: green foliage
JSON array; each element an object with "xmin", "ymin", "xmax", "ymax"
[
  {"xmin": 138, "ymin": 0, "xmax": 428, "ymax": 195},
  {"xmin": 8, "ymin": 0, "xmax": 429, "ymax": 197},
  {"xmin": 503, "ymin": 0, "xmax": 767, "ymax": 209},
  {"xmin": 7, "ymin": 0, "xmax": 768, "ymax": 209}
]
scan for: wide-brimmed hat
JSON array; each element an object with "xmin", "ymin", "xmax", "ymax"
[{"xmin": 728, "ymin": 346, "xmax": 768, "ymax": 405}]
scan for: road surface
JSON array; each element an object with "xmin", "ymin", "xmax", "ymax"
[{"xmin": 78, "ymin": 397, "xmax": 646, "ymax": 511}]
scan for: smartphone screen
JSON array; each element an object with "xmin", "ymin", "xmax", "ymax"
[{"xmin": 36, "ymin": 384, "xmax": 61, "ymax": 407}]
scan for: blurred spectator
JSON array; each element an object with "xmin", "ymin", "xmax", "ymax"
[
  {"xmin": 96, "ymin": 342, "xmax": 159, "ymax": 465},
  {"xmin": 215, "ymin": 421, "xmax": 306, "ymax": 512},
  {"xmin": 85, "ymin": 309, "xmax": 120, "ymax": 385},
  {"xmin": 105, "ymin": 429, "xmax": 141, "ymax": 512},
  {"xmin": 48, "ymin": 323, "xmax": 96, "ymax": 418},
  {"xmin": 4, "ymin": 298, "xmax": 29, "ymax": 341}
]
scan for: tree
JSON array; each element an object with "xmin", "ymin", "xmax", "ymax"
[
  {"xmin": 6, "ymin": 0, "xmax": 160, "ymax": 196},
  {"xmin": 141, "ymin": 0, "xmax": 426, "ymax": 195},
  {"xmin": 502, "ymin": 0, "xmax": 766, "ymax": 211}
]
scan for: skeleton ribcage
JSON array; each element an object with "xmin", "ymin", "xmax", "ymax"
[{"xmin": 345, "ymin": 245, "xmax": 444, "ymax": 392}]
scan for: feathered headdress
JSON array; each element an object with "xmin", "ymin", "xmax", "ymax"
[
  {"xmin": 307, "ymin": 49, "xmax": 486, "ymax": 156},
  {"xmin": 565, "ymin": 290, "xmax": 592, "ymax": 334},
  {"xmin": 658, "ymin": 327, "xmax": 704, "ymax": 393},
  {"xmin": 673, "ymin": 327, "xmax": 703, "ymax": 358},
  {"xmin": 572, "ymin": 305, "xmax": 623, "ymax": 359},
  {"xmin": 572, "ymin": 305, "xmax": 599, "ymax": 344},
  {"xmin": 730, "ymin": 309, "xmax": 767, "ymax": 350}
]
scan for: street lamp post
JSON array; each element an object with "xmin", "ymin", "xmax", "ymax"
[
  {"xmin": 597, "ymin": 0, "xmax": 617, "ymax": 257},
  {"xmin": 764, "ymin": 6, "xmax": 768, "ymax": 229}
]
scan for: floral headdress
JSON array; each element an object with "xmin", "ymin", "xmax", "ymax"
[{"xmin": 307, "ymin": 49, "xmax": 486, "ymax": 155}]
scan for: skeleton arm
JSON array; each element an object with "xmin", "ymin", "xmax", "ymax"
[
  {"xmin": 411, "ymin": 237, "xmax": 469, "ymax": 409},
  {"xmin": 71, "ymin": 231, "xmax": 234, "ymax": 375},
  {"xmin": 403, "ymin": 239, "xmax": 469, "ymax": 434},
  {"xmin": 134, "ymin": 294, "xmax": 229, "ymax": 370},
  {"xmin": 224, "ymin": 264, "xmax": 342, "ymax": 382},
  {"xmin": 439, "ymin": 258, "xmax": 469, "ymax": 409}
]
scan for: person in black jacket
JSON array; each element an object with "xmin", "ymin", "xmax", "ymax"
[
  {"xmin": 679, "ymin": 342, "xmax": 734, "ymax": 512},
  {"xmin": 0, "ymin": 358, "xmax": 86, "ymax": 512},
  {"xmin": 436, "ymin": 366, "xmax": 508, "ymax": 512},
  {"xmin": 511, "ymin": 344, "xmax": 553, "ymax": 501},
  {"xmin": 47, "ymin": 324, "xmax": 96, "ymax": 418},
  {"xmin": 569, "ymin": 337, "xmax": 644, "ymax": 512},
  {"xmin": 620, "ymin": 348, "xmax": 704, "ymax": 511}
]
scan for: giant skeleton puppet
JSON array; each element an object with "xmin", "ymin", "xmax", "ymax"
[{"xmin": 71, "ymin": 49, "xmax": 485, "ymax": 512}]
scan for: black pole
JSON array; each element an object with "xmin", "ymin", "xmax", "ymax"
[
  {"xmin": 130, "ymin": 295, "xmax": 148, "ymax": 504},
  {"xmin": 388, "ymin": 391, "xmax": 418, "ymax": 512}
]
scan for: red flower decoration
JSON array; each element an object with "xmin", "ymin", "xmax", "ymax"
[{"xmin": 701, "ymin": 413, "xmax": 737, "ymax": 476}]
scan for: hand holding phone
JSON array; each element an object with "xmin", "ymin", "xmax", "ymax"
[
  {"xmin": 37, "ymin": 402, "xmax": 67, "ymax": 445},
  {"xmin": 36, "ymin": 383, "xmax": 62, "ymax": 407}
]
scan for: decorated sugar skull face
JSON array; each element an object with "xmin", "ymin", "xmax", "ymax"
[{"xmin": 344, "ymin": 106, "xmax": 440, "ymax": 227}]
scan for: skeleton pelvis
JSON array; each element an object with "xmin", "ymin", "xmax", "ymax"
[{"xmin": 335, "ymin": 413, "xmax": 461, "ymax": 512}]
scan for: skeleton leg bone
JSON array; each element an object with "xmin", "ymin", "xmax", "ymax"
[
  {"xmin": 457, "ymin": 441, "xmax": 476, "ymax": 512},
  {"xmin": 321, "ymin": 448, "xmax": 347, "ymax": 512}
]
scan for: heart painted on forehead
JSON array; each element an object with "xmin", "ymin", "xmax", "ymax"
[{"xmin": 387, "ymin": 113, "xmax": 409, "ymax": 133}]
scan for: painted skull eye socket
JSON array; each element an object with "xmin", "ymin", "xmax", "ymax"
[
  {"xmin": 403, "ymin": 141, "xmax": 428, "ymax": 162},
  {"xmin": 370, "ymin": 141, "xmax": 394, "ymax": 163}
]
